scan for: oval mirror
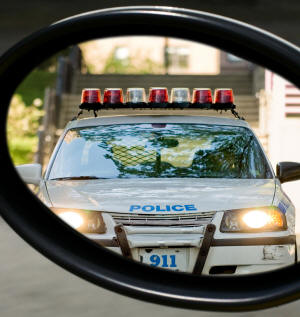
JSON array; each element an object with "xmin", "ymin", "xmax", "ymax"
[
  {"xmin": 9, "ymin": 36, "xmax": 300, "ymax": 277},
  {"xmin": 2, "ymin": 6, "xmax": 300, "ymax": 311}
]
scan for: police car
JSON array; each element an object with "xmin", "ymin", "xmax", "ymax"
[{"xmin": 16, "ymin": 87, "xmax": 297, "ymax": 275}]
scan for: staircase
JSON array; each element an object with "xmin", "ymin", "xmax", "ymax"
[
  {"xmin": 71, "ymin": 73, "xmax": 254, "ymax": 95},
  {"xmin": 56, "ymin": 73, "xmax": 259, "ymax": 129}
]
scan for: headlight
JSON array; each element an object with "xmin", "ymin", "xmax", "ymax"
[
  {"xmin": 51, "ymin": 208, "xmax": 106, "ymax": 234},
  {"xmin": 58, "ymin": 212, "xmax": 84, "ymax": 229},
  {"xmin": 220, "ymin": 207, "xmax": 287, "ymax": 232}
]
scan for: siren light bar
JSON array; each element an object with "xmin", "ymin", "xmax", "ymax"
[{"xmin": 76, "ymin": 86, "xmax": 242, "ymax": 119}]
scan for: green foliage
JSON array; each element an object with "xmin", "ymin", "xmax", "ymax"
[
  {"xmin": 15, "ymin": 70, "xmax": 56, "ymax": 106},
  {"xmin": 102, "ymin": 49, "xmax": 162, "ymax": 74},
  {"xmin": 8, "ymin": 137, "xmax": 38, "ymax": 165},
  {"xmin": 37, "ymin": 49, "xmax": 70, "ymax": 72},
  {"xmin": 7, "ymin": 95, "xmax": 44, "ymax": 165},
  {"xmin": 8, "ymin": 70, "xmax": 56, "ymax": 165},
  {"xmin": 102, "ymin": 52, "xmax": 130, "ymax": 74}
]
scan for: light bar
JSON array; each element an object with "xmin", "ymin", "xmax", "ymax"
[
  {"xmin": 192, "ymin": 88, "xmax": 212, "ymax": 108},
  {"xmin": 170, "ymin": 88, "xmax": 190, "ymax": 107},
  {"xmin": 126, "ymin": 88, "xmax": 147, "ymax": 107},
  {"xmin": 148, "ymin": 87, "xmax": 168, "ymax": 106},
  {"xmin": 103, "ymin": 88, "xmax": 124, "ymax": 106},
  {"xmin": 77, "ymin": 87, "xmax": 237, "ymax": 114},
  {"xmin": 81, "ymin": 88, "xmax": 101, "ymax": 104}
]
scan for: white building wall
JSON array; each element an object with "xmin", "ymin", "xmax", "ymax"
[
  {"xmin": 264, "ymin": 71, "xmax": 300, "ymax": 236},
  {"xmin": 79, "ymin": 36, "xmax": 220, "ymax": 75}
]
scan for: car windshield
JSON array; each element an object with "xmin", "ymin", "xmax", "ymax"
[{"xmin": 48, "ymin": 123, "xmax": 273, "ymax": 180}]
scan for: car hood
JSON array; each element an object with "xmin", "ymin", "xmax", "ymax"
[{"xmin": 45, "ymin": 178, "xmax": 276, "ymax": 214}]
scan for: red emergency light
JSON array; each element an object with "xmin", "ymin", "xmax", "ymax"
[
  {"xmin": 148, "ymin": 87, "xmax": 169, "ymax": 107},
  {"xmin": 78, "ymin": 88, "xmax": 102, "ymax": 116},
  {"xmin": 81, "ymin": 88, "xmax": 101, "ymax": 104},
  {"xmin": 192, "ymin": 88, "xmax": 212, "ymax": 108},
  {"xmin": 214, "ymin": 88, "xmax": 234, "ymax": 104},
  {"xmin": 103, "ymin": 88, "xmax": 124, "ymax": 106}
]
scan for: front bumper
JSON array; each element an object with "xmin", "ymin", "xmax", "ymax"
[{"xmin": 88, "ymin": 221, "xmax": 296, "ymax": 275}]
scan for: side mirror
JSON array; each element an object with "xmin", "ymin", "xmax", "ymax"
[
  {"xmin": 276, "ymin": 162, "xmax": 300, "ymax": 183},
  {"xmin": 16, "ymin": 164, "xmax": 42, "ymax": 186},
  {"xmin": 3, "ymin": 6, "xmax": 300, "ymax": 312}
]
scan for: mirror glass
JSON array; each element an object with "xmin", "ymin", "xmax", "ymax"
[{"xmin": 7, "ymin": 36, "xmax": 300, "ymax": 276}]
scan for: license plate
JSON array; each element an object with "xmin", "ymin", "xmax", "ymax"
[{"xmin": 139, "ymin": 248, "xmax": 188, "ymax": 271}]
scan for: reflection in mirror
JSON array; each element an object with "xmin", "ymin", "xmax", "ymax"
[{"xmin": 9, "ymin": 36, "xmax": 300, "ymax": 276}]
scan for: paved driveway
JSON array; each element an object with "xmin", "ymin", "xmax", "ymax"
[{"xmin": 1, "ymin": 218, "xmax": 299, "ymax": 317}]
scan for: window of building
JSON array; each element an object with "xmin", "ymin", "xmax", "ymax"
[{"xmin": 166, "ymin": 47, "xmax": 189, "ymax": 68}]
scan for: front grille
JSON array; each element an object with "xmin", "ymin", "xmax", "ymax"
[{"xmin": 110, "ymin": 211, "xmax": 215, "ymax": 226}]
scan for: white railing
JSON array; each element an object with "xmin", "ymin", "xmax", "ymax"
[{"xmin": 285, "ymin": 84, "xmax": 300, "ymax": 115}]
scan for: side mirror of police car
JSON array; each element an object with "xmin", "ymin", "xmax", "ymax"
[
  {"xmin": 276, "ymin": 162, "xmax": 300, "ymax": 183},
  {"xmin": 15, "ymin": 164, "xmax": 42, "ymax": 186},
  {"xmin": 3, "ymin": 6, "xmax": 300, "ymax": 312}
]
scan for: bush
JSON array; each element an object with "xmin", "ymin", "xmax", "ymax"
[
  {"xmin": 7, "ymin": 95, "xmax": 44, "ymax": 165},
  {"xmin": 15, "ymin": 70, "xmax": 56, "ymax": 106}
]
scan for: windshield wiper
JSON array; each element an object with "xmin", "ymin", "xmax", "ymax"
[{"xmin": 50, "ymin": 176, "xmax": 108, "ymax": 180}]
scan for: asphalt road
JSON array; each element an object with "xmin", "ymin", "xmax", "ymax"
[{"xmin": 1, "ymin": 218, "xmax": 300, "ymax": 317}]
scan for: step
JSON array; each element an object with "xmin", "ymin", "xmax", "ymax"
[
  {"xmin": 72, "ymin": 73, "xmax": 253, "ymax": 95},
  {"xmin": 59, "ymin": 94, "xmax": 258, "ymax": 129}
]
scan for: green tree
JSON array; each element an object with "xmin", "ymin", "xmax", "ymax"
[
  {"xmin": 7, "ymin": 95, "xmax": 44, "ymax": 165},
  {"xmin": 102, "ymin": 48, "xmax": 162, "ymax": 74}
]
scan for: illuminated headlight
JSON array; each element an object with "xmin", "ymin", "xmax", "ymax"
[
  {"xmin": 51, "ymin": 208, "xmax": 106, "ymax": 234},
  {"xmin": 58, "ymin": 212, "xmax": 84, "ymax": 229},
  {"xmin": 220, "ymin": 207, "xmax": 287, "ymax": 232}
]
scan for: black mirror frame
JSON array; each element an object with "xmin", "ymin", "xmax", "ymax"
[
  {"xmin": 277, "ymin": 162, "xmax": 300, "ymax": 183},
  {"xmin": 1, "ymin": 6, "xmax": 300, "ymax": 312}
]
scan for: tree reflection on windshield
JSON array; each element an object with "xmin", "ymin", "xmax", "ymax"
[{"xmin": 49, "ymin": 123, "xmax": 272, "ymax": 179}]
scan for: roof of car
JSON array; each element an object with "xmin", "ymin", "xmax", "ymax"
[{"xmin": 65, "ymin": 113, "xmax": 251, "ymax": 130}]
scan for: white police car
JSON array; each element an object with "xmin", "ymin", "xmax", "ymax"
[{"xmin": 17, "ymin": 87, "xmax": 297, "ymax": 275}]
